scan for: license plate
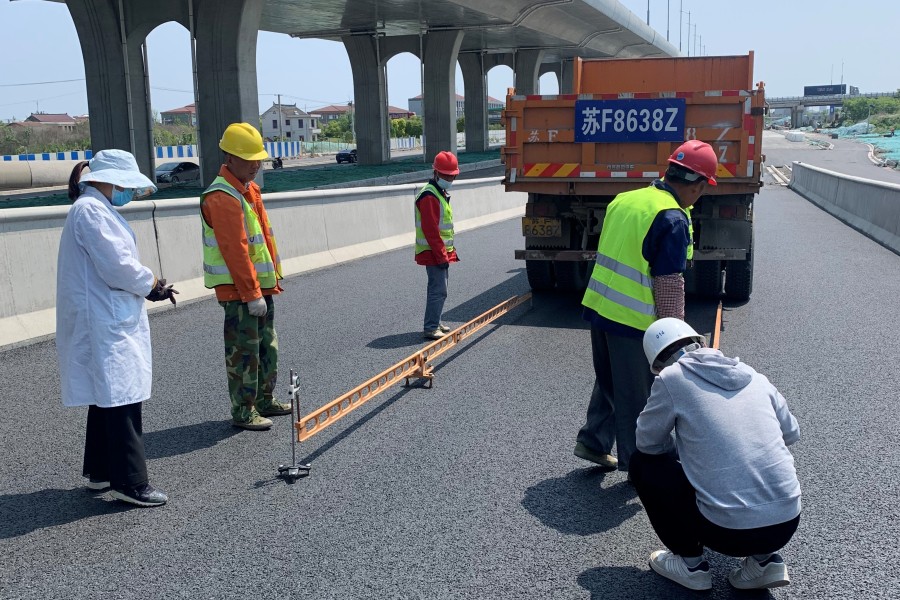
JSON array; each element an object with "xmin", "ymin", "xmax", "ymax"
[
  {"xmin": 574, "ymin": 98, "xmax": 686, "ymax": 143},
  {"xmin": 522, "ymin": 217, "xmax": 562, "ymax": 238}
]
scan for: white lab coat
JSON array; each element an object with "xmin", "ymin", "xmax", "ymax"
[{"xmin": 55, "ymin": 186, "xmax": 156, "ymax": 407}]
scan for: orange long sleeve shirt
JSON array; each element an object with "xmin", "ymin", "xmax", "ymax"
[{"xmin": 200, "ymin": 166, "xmax": 282, "ymax": 302}]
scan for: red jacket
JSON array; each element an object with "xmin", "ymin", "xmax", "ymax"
[{"xmin": 414, "ymin": 182, "xmax": 460, "ymax": 266}]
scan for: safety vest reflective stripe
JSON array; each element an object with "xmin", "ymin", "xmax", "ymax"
[
  {"xmin": 415, "ymin": 221, "xmax": 454, "ymax": 231},
  {"xmin": 594, "ymin": 253, "xmax": 653, "ymax": 288},
  {"xmin": 585, "ymin": 278, "xmax": 657, "ymax": 316}
]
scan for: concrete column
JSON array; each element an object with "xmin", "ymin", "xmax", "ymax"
[
  {"xmin": 343, "ymin": 35, "xmax": 389, "ymax": 165},
  {"xmin": 458, "ymin": 53, "xmax": 488, "ymax": 153},
  {"xmin": 514, "ymin": 49, "xmax": 545, "ymax": 95},
  {"xmin": 194, "ymin": 0, "xmax": 264, "ymax": 186},
  {"xmin": 560, "ymin": 59, "xmax": 576, "ymax": 94},
  {"xmin": 67, "ymin": 0, "xmax": 156, "ymax": 177},
  {"xmin": 422, "ymin": 30, "xmax": 464, "ymax": 162}
]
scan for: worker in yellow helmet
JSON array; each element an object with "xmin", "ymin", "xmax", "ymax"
[{"xmin": 200, "ymin": 123, "xmax": 289, "ymax": 430}]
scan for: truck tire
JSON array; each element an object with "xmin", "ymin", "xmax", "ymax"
[
  {"xmin": 526, "ymin": 260, "xmax": 555, "ymax": 291},
  {"xmin": 724, "ymin": 241, "xmax": 754, "ymax": 301},
  {"xmin": 554, "ymin": 260, "xmax": 591, "ymax": 293},
  {"xmin": 691, "ymin": 260, "xmax": 723, "ymax": 299}
]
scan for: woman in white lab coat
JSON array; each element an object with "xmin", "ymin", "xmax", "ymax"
[{"xmin": 56, "ymin": 149, "xmax": 177, "ymax": 508}]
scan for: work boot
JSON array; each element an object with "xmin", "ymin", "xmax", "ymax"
[
  {"xmin": 728, "ymin": 553, "xmax": 790, "ymax": 589},
  {"xmin": 232, "ymin": 411, "xmax": 273, "ymax": 430},
  {"xmin": 438, "ymin": 323, "xmax": 451, "ymax": 333},
  {"xmin": 649, "ymin": 550, "xmax": 712, "ymax": 591},
  {"xmin": 110, "ymin": 483, "xmax": 168, "ymax": 508},
  {"xmin": 573, "ymin": 441, "xmax": 618, "ymax": 471},
  {"xmin": 423, "ymin": 329, "xmax": 447, "ymax": 340},
  {"xmin": 257, "ymin": 399, "xmax": 292, "ymax": 417}
]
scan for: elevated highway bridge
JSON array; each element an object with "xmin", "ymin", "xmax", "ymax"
[
  {"xmin": 1, "ymin": 131, "xmax": 899, "ymax": 599},
  {"xmin": 51, "ymin": 0, "xmax": 676, "ymax": 184}
]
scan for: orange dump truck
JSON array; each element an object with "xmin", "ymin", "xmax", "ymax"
[{"xmin": 501, "ymin": 53, "xmax": 765, "ymax": 300}]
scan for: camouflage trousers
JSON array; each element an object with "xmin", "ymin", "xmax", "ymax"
[{"xmin": 221, "ymin": 296, "xmax": 278, "ymax": 421}]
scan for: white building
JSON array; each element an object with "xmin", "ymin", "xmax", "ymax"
[{"xmin": 260, "ymin": 103, "xmax": 321, "ymax": 142}]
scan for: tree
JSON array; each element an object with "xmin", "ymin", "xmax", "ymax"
[
  {"xmin": 391, "ymin": 118, "xmax": 407, "ymax": 138},
  {"xmin": 322, "ymin": 115, "xmax": 351, "ymax": 139},
  {"xmin": 456, "ymin": 116, "xmax": 465, "ymax": 133},
  {"xmin": 405, "ymin": 116, "xmax": 423, "ymax": 137}
]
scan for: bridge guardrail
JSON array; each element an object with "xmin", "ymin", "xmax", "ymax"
[{"xmin": 789, "ymin": 161, "xmax": 900, "ymax": 255}]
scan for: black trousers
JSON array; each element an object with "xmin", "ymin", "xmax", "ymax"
[
  {"xmin": 577, "ymin": 327, "xmax": 653, "ymax": 471},
  {"xmin": 83, "ymin": 403, "xmax": 148, "ymax": 489},
  {"xmin": 629, "ymin": 450, "xmax": 800, "ymax": 557}
]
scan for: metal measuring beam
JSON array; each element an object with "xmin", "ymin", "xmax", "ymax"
[{"xmin": 294, "ymin": 292, "xmax": 532, "ymax": 442}]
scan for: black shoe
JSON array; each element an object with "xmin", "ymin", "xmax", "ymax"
[{"xmin": 110, "ymin": 483, "xmax": 168, "ymax": 507}]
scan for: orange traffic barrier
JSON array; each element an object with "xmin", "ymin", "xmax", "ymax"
[{"xmin": 294, "ymin": 293, "xmax": 533, "ymax": 442}]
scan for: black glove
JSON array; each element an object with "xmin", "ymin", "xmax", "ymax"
[{"xmin": 146, "ymin": 278, "xmax": 179, "ymax": 306}]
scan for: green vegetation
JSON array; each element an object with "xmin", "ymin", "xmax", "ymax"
[
  {"xmin": 834, "ymin": 96, "xmax": 900, "ymax": 132},
  {"xmin": 0, "ymin": 121, "xmax": 91, "ymax": 155},
  {"xmin": 0, "ymin": 122, "xmax": 195, "ymax": 156}
]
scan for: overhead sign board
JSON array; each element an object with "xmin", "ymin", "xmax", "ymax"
[{"xmin": 803, "ymin": 84, "xmax": 847, "ymax": 96}]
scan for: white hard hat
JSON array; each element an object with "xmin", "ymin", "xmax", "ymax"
[{"xmin": 643, "ymin": 318, "xmax": 707, "ymax": 374}]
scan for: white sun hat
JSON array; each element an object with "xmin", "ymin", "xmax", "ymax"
[{"xmin": 79, "ymin": 149, "xmax": 158, "ymax": 196}]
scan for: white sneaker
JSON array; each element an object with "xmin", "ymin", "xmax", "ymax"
[
  {"xmin": 423, "ymin": 329, "xmax": 447, "ymax": 340},
  {"xmin": 729, "ymin": 553, "xmax": 790, "ymax": 589},
  {"xmin": 649, "ymin": 550, "xmax": 712, "ymax": 591}
]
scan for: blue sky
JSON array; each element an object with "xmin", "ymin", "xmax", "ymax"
[{"xmin": 2, "ymin": 0, "xmax": 898, "ymax": 122}]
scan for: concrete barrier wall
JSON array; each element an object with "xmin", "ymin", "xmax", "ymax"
[
  {"xmin": 0, "ymin": 177, "xmax": 524, "ymax": 348},
  {"xmin": 789, "ymin": 162, "xmax": 900, "ymax": 254}
]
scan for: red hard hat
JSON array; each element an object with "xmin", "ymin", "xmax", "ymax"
[
  {"xmin": 433, "ymin": 151, "xmax": 460, "ymax": 176},
  {"xmin": 668, "ymin": 141, "xmax": 718, "ymax": 186}
]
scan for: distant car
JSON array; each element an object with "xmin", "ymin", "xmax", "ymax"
[
  {"xmin": 155, "ymin": 161, "xmax": 200, "ymax": 184},
  {"xmin": 336, "ymin": 149, "xmax": 357, "ymax": 164}
]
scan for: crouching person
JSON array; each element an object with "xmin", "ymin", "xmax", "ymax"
[{"xmin": 630, "ymin": 318, "xmax": 801, "ymax": 591}]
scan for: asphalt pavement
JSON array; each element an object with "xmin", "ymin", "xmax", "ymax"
[{"xmin": 1, "ymin": 131, "xmax": 898, "ymax": 599}]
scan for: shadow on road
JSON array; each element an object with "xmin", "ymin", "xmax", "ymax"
[
  {"xmin": 522, "ymin": 468, "xmax": 639, "ymax": 536},
  {"xmin": 144, "ymin": 420, "xmax": 240, "ymax": 460},
  {"xmin": 367, "ymin": 331, "xmax": 428, "ymax": 350},
  {"xmin": 0, "ymin": 488, "xmax": 130, "ymax": 539}
]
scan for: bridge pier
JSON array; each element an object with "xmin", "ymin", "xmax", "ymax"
[
  {"xmin": 422, "ymin": 30, "xmax": 465, "ymax": 162},
  {"xmin": 514, "ymin": 49, "xmax": 545, "ymax": 94}
]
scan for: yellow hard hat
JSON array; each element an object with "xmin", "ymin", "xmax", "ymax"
[{"xmin": 219, "ymin": 122, "xmax": 268, "ymax": 161}]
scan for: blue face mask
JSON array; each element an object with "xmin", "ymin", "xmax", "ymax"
[
  {"xmin": 110, "ymin": 188, "xmax": 135, "ymax": 207},
  {"xmin": 436, "ymin": 177, "xmax": 453, "ymax": 191}
]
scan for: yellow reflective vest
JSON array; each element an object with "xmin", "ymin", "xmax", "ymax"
[
  {"xmin": 582, "ymin": 184, "xmax": 692, "ymax": 331},
  {"xmin": 200, "ymin": 176, "xmax": 281, "ymax": 289},
  {"xmin": 414, "ymin": 182, "xmax": 455, "ymax": 256}
]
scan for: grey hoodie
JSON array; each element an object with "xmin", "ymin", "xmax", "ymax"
[{"xmin": 636, "ymin": 348, "xmax": 801, "ymax": 529}]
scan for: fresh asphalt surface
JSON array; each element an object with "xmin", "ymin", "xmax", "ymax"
[{"xmin": 1, "ymin": 131, "xmax": 898, "ymax": 599}]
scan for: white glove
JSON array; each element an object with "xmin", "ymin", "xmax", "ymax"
[{"xmin": 247, "ymin": 297, "xmax": 267, "ymax": 317}]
